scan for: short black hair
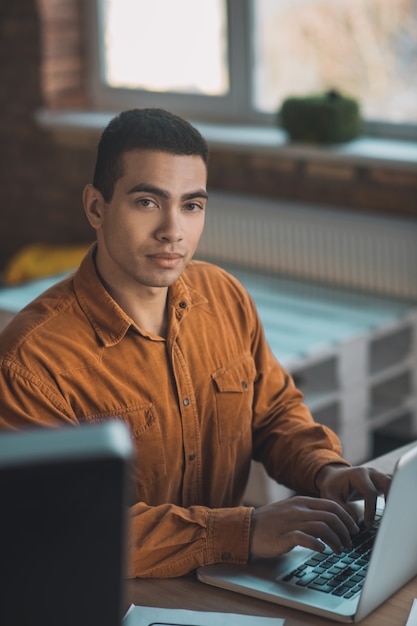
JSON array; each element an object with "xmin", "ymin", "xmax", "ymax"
[{"xmin": 93, "ymin": 108, "xmax": 209, "ymax": 202}]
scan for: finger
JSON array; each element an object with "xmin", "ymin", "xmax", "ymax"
[
  {"xmin": 302, "ymin": 520, "xmax": 350, "ymax": 554},
  {"xmin": 277, "ymin": 530, "xmax": 333, "ymax": 556},
  {"xmin": 297, "ymin": 502, "xmax": 359, "ymax": 551},
  {"xmin": 369, "ymin": 468, "xmax": 392, "ymax": 500},
  {"xmin": 286, "ymin": 514, "xmax": 351, "ymax": 555},
  {"xmin": 327, "ymin": 499, "xmax": 361, "ymax": 529},
  {"xmin": 306, "ymin": 497, "xmax": 360, "ymax": 535},
  {"xmin": 351, "ymin": 472, "xmax": 378, "ymax": 526},
  {"xmin": 353, "ymin": 468, "xmax": 392, "ymax": 526}
]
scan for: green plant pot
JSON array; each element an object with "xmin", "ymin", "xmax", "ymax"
[{"xmin": 278, "ymin": 90, "xmax": 362, "ymax": 144}]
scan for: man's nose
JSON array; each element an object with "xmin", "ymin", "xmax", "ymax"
[{"xmin": 155, "ymin": 208, "xmax": 184, "ymax": 242}]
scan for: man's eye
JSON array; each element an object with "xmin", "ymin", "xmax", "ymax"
[
  {"xmin": 136, "ymin": 198, "xmax": 157, "ymax": 208},
  {"xmin": 185, "ymin": 203, "xmax": 203, "ymax": 211}
]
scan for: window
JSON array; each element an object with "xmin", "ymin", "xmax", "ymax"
[
  {"xmin": 87, "ymin": 0, "xmax": 417, "ymax": 138},
  {"xmin": 102, "ymin": 0, "xmax": 228, "ymax": 97},
  {"xmin": 87, "ymin": 0, "xmax": 253, "ymax": 124},
  {"xmin": 252, "ymin": 0, "xmax": 417, "ymax": 138}
]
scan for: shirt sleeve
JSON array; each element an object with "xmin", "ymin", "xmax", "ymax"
[
  {"xmin": 0, "ymin": 361, "xmax": 78, "ymax": 429},
  {"xmin": 127, "ymin": 502, "xmax": 253, "ymax": 578},
  {"xmin": 247, "ymin": 293, "xmax": 351, "ymax": 495}
]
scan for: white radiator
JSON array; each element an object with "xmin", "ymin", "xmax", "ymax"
[{"xmin": 197, "ymin": 192, "xmax": 417, "ymax": 300}]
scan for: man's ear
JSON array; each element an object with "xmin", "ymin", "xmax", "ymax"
[{"xmin": 83, "ymin": 184, "xmax": 105, "ymax": 230}]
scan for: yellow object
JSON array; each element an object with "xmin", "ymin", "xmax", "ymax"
[{"xmin": 3, "ymin": 243, "xmax": 92, "ymax": 285}]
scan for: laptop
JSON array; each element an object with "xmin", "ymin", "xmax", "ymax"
[
  {"xmin": 0, "ymin": 420, "xmax": 134, "ymax": 626},
  {"xmin": 197, "ymin": 444, "xmax": 417, "ymax": 623}
]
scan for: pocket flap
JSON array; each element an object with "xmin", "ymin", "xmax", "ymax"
[{"xmin": 212, "ymin": 354, "xmax": 255, "ymax": 393}]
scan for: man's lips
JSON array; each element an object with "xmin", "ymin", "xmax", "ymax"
[
  {"xmin": 148, "ymin": 253, "xmax": 183, "ymax": 259},
  {"xmin": 147, "ymin": 253, "xmax": 184, "ymax": 268}
]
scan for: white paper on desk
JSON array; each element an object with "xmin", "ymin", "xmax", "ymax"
[
  {"xmin": 405, "ymin": 599, "xmax": 417, "ymax": 626},
  {"xmin": 123, "ymin": 605, "xmax": 285, "ymax": 626}
]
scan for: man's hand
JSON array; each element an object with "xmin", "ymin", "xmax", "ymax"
[
  {"xmin": 250, "ymin": 495, "xmax": 360, "ymax": 560},
  {"xmin": 249, "ymin": 465, "xmax": 392, "ymax": 561},
  {"xmin": 315, "ymin": 464, "xmax": 391, "ymax": 527}
]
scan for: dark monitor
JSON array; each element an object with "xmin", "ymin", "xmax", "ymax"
[{"xmin": 0, "ymin": 420, "xmax": 134, "ymax": 626}]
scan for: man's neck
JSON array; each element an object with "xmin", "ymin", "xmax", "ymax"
[
  {"xmin": 111, "ymin": 285, "xmax": 169, "ymax": 337},
  {"xmin": 95, "ymin": 264, "xmax": 169, "ymax": 337},
  {"xmin": 92, "ymin": 248, "xmax": 171, "ymax": 337}
]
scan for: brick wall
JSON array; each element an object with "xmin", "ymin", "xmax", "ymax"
[
  {"xmin": 0, "ymin": 0, "xmax": 93, "ymax": 272},
  {"xmin": 37, "ymin": 0, "xmax": 87, "ymax": 110},
  {"xmin": 0, "ymin": 0, "xmax": 416, "ymax": 274}
]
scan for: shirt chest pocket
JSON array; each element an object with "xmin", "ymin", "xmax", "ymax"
[
  {"xmin": 211, "ymin": 354, "xmax": 256, "ymax": 443},
  {"xmin": 87, "ymin": 404, "xmax": 166, "ymax": 501}
]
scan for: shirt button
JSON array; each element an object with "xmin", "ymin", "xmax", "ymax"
[
  {"xmin": 188, "ymin": 452, "xmax": 196, "ymax": 461},
  {"xmin": 221, "ymin": 552, "xmax": 231, "ymax": 560},
  {"xmin": 183, "ymin": 397, "xmax": 190, "ymax": 406},
  {"xmin": 241, "ymin": 380, "xmax": 248, "ymax": 389},
  {"xmin": 179, "ymin": 301, "xmax": 187, "ymax": 309}
]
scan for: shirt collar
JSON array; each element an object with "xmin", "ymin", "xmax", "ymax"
[
  {"xmin": 168, "ymin": 270, "xmax": 207, "ymax": 319},
  {"xmin": 74, "ymin": 246, "xmax": 207, "ymax": 347}
]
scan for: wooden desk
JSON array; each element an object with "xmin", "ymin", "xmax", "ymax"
[{"xmin": 126, "ymin": 442, "xmax": 417, "ymax": 625}]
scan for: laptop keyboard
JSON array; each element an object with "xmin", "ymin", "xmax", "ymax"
[{"xmin": 280, "ymin": 512, "xmax": 382, "ymax": 600}]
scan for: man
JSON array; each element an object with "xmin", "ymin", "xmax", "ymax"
[{"xmin": 0, "ymin": 108, "xmax": 390, "ymax": 578}]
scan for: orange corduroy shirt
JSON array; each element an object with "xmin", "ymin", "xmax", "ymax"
[{"xmin": 0, "ymin": 247, "xmax": 349, "ymax": 577}]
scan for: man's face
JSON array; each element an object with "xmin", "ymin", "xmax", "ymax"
[{"xmin": 90, "ymin": 149, "xmax": 208, "ymax": 295}]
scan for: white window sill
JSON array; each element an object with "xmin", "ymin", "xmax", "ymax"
[{"xmin": 36, "ymin": 109, "xmax": 417, "ymax": 171}]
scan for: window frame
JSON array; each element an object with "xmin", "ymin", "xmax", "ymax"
[{"xmin": 85, "ymin": 0, "xmax": 417, "ymax": 140}]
